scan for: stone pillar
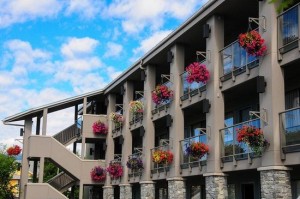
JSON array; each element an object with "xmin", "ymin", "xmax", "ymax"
[
  {"xmin": 106, "ymin": 94, "xmax": 116, "ymax": 185},
  {"xmin": 259, "ymin": 167, "xmax": 292, "ymax": 199},
  {"xmin": 204, "ymin": 174, "xmax": 228, "ymax": 199},
  {"xmin": 103, "ymin": 186, "xmax": 114, "ymax": 199},
  {"xmin": 141, "ymin": 65, "xmax": 156, "ymax": 181},
  {"xmin": 19, "ymin": 118, "xmax": 32, "ymax": 199},
  {"xmin": 120, "ymin": 184, "xmax": 132, "ymax": 199},
  {"xmin": 167, "ymin": 178, "xmax": 186, "ymax": 199},
  {"xmin": 140, "ymin": 181, "xmax": 155, "ymax": 199},
  {"xmin": 169, "ymin": 44, "xmax": 185, "ymax": 177}
]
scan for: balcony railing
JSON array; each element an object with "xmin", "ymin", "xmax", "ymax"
[
  {"xmin": 220, "ymin": 119, "xmax": 260, "ymax": 163},
  {"xmin": 152, "ymin": 81, "xmax": 172, "ymax": 114},
  {"xmin": 180, "ymin": 60, "xmax": 207, "ymax": 101},
  {"xmin": 150, "ymin": 140, "xmax": 171, "ymax": 174},
  {"xmin": 129, "ymin": 97, "xmax": 144, "ymax": 125},
  {"xmin": 278, "ymin": 3, "xmax": 300, "ymax": 54},
  {"xmin": 220, "ymin": 40, "xmax": 259, "ymax": 81},
  {"xmin": 280, "ymin": 107, "xmax": 300, "ymax": 153},
  {"xmin": 180, "ymin": 129, "xmax": 207, "ymax": 169},
  {"xmin": 128, "ymin": 148, "xmax": 143, "ymax": 178},
  {"xmin": 112, "ymin": 110, "xmax": 123, "ymax": 134}
]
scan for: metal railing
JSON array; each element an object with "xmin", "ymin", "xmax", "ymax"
[
  {"xmin": 129, "ymin": 97, "xmax": 144, "ymax": 125},
  {"xmin": 128, "ymin": 148, "xmax": 143, "ymax": 177},
  {"xmin": 279, "ymin": 107, "xmax": 300, "ymax": 151},
  {"xmin": 47, "ymin": 172, "xmax": 76, "ymax": 192},
  {"xmin": 53, "ymin": 120, "xmax": 81, "ymax": 145},
  {"xmin": 278, "ymin": 3, "xmax": 300, "ymax": 54},
  {"xmin": 112, "ymin": 110, "xmax": 123, "ymax": 134},
  {"xmin": 180, "ymin": 60, "xmax": 207, "ymax": 101},
  {"xmin": 150, "ymin": 140, "xmax": 171, "ymax": 173},
  {"xmin": 180, "ymin": 129, "xmax": 207, "ymax": 168},
  {"xmin": 220, "ymin": 40, "xmax": 258, "ymax": 81},
  {"xmin": 220, "ymin": 118, "xmax": 260, "ymax": 162},
  {"xmin": 152, "ymin": 81, "xmax": 172, "ymax": 114}
]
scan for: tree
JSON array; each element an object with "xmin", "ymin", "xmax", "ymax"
[
  {"xmin": 269, "ymin": 0, "xmax": 295, "ymax": 12},
  {"xmin": 0, "ymin": 153, "xmax": 18, "ymax": 199}
]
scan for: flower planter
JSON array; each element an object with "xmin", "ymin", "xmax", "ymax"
[
  {"xmin": 238, "ymin": 30, "xmax": 267, "ymax": 57},
  {"xmin": 152, "ymin": 84, "xmax": 173, "ymax": 106}
]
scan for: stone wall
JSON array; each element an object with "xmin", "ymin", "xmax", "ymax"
[
  {"xmin": 260, "ymin": 170, "xmax": 292, "ymax": 199},
  {"xmin": 120, "ymin": 184, "xmax": 132, "ymax": 199},
  {"xmin": 103, "ymin": 186, "xmax": 114, "ymax": 199},
  {"xmin": 167, "ymin": 178, "xmax": 185, "ymax": 199},
  {"xmin": 140, "ymin": 182, "xmax": 155, "ymax": 199},
  {"xmin": 205, "ymin": 175, "xmax": 228, "ymax": 199}
]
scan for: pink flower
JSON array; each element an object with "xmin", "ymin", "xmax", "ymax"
[{"xmin": 185, "ymin": 62, "xmax": 210, "ymax": 84}]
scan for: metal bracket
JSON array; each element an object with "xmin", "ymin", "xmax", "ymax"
[
  {"xmin": 133, "ymin": 147, "xmax": 143, "ymax": 154},
  {"xmin": 139, "ymin": 60, "xmax": 146, "ymax": 70},
  {"xmin": 113, "ymin": 154, "xmax": 122, "ymax": 162},
  {"xmin": 161, "ymin": 74, "xmax": 172, "ymax": 83},
  {"xmin": 159, "ymin": 139, "xmax": 170, "ymax": 146},
  {"xmin": 135, "ymin": 91, "xmax": 144, "ymax": 99},
  {"xmin": 249, "ymin": 16, "xmax": 266, "ymax": 32},
  {"xmin": 196, "ymin": 51, "xmax": 210, "ymax": 62},
  {"xmin": 249, "ymin": 108, "xmax": 268, "ymax": 124},
  {"xmin": 115, "ymin": 104, "xmax": 123, "ymax": 111}
]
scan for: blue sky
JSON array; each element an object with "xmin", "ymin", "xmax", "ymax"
[{"xmin": 0, "ymin": 0, "xmax": 208, "ymax": 146}]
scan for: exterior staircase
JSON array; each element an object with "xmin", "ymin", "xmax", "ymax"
[
  {"xmin": 47, "ymin": 172, "xmax": 77, "ymax": 193},
  {"xmin": 53, "ymin": 122, "xmax": 81, "ymax": 146}
]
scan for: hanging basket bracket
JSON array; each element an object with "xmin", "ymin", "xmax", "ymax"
[
  {"xmin": 249, "ymin": 16, "xmax": 266, "ymax": 32},
  {"xmin": 249, "ymin": 108, "xmax": 268, "ymax": 125}
]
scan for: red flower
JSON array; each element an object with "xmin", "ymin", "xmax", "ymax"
[
  {"xmin": 107, "ymin": 162, "xmax": 123, "ymax": 179},
  {"xmin": 90, "ymin": 166, "xmax": 106, "ymax": 182},
  {"xmin": 185, "ymin": 62, "xmax": 210, "ymax": 84},
  {"xmin": 238, "ymin": 30, "xmax": 267, "ymax": 57},
  {"xmin": 152, "ymin": 150, "xmax": 173, "ymax": 165},
  {"xmin": 92, "ymin": 120, "xmax": 108, "ymax": 135},
  {"xmin": 7, "ymin": 145, "xmax": 22, "ymax": 156},
  {"xmin": 186, "ymin": 142, "xmax": 209, "ymax": 159},
  {"xmin": 152, "ymin": 84, "xmax": 173, "ymax": 105}
]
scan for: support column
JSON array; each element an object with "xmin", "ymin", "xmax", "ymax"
[
  {"xmin": 167, "ymin": 178, "xmax": 186, "ymax": 199},
  {"xmin": 103, "ymin": 185, "xmax": 114, "ymax": 199},
  {"xmin": 120, "ymin": 184, "xmax": 132, "ymax": 199},
  {"xmin": 33, "ymin": 115, "xmax": 41, "ymax": 182},
  {"xmin": 142, "ymin": 65, "xmax": 156, "ymax": 181},
  {"xmin": 258, "ymin": 166, "xmax": 292, "ymax": 199},
  {"xmin": 19, "ymin": 118, "xmax": 32, "ymax": 199},
  {"xmin": 83, "ymin": 97, "xmax": 87, "ymax": 115},
  {"xmin": 79, "ymin": 182, "xmax": 83, "ymax": 199},
  {"xmin": 81, "ymin": 137, "xmax": 86, "ymax": 159},
  {"xmin": 140, "ymin": 181, "xmax": 155, "ymax": 199},
  {"xmin": 39, "ymin": 108, "xmax": 48, "ymax": 183},
  {"xmin": 121, "ymin": 81, "xmax": 134, "ymax": 184},
  {"xmin": 204, "ymin": 174, "xmax": 228, "ymax": 199},
  {"xmin": 169, "ymin": 44, "xmax": 185, "ymax": 177}
]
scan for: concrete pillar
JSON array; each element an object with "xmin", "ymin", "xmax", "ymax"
[
  {"xmin": 38, "ymin": 158, "xmax": 45, "ymax": 183},
  {"xmin": 38, "ymin": 108, "xmax": 48, "ymax": 183},
  {"xmin": 204, "ymin": 174, "xmax": 228, "ymax": 199},
  {"xmin": 81, "ymin": 137, "xmax": 86, "ymax": 159},
  {"xmin": 19, "ymin": 118, "xmax": 32, "ymax": 199},
  {"xmin": 103, "ymin": 185, "xmax": 114, "ymax": 199},
  {"xmin": 169, "ymin": 44, "xmax": 185, "ymax": 177},
  {"xmin": 121, "ymin": 81, "xmax": 134, "ymax": 183},
  {"xmin": 42, "ymin": 108, "xmax": 47, "ymax": 135},
  {"xmin": 141, "ymin": 65, "xmax": 156, "ymax": 181},
  {"xmin": 79, "ymin": 182, "xmax": 83, "ymax": 199},
  {"xmin": 105, "ymin": 94, "xmax": 116, "ymax": 185},
  {"xmin": 120, "ymin": 184, "xmax": 132, "ymax": 199},
  {"xmin": 205, "ymin": 15, "xmax": 225, "ymax": 173},
  {"xmin": 83, "ymin": 97, "xmax": 87, "ymax": 114},
  {"xmin": 140, "ymin": 181, "xmax": 155, "ymax": 199},
  {"xmin": 258, "ymin": 166, "xmax": 292, "ymax": 199},
  {"xmin": 167, "ymin": 178, "xmax": 186, "ymax": 199},
  {"xmin": 259, "ymin": 0, "xmax": 285, "ymax": 167}
]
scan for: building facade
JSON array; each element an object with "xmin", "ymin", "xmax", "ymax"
[{"xmin": 3, "ymin": 0, "xmax": 300, "ymax": 198}]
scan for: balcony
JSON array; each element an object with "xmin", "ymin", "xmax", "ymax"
[
  {"xmin": 129, "ymin": 98, "xmax": 144, "ymax": 130},
  {"xmin": 180, "ymin": 130, "xmax": 207, "ymax": 171},
  {"xmin": 220, "ymin": 119, "xmax": 261, "ymax": 165},
  {"xmin": 112, "ymin": 110, "xmax": 123, "ymax": 137},
  {"xmin": 220, "ymin": 40, "xmax": 259, "ymax": 82},
  {"xmin": 180, "ymin": 60, "xmax": 207, "ymax": 102},
  {"xmin": 82, "ymin": 114, "xmax": 107, "ymax": 138},
  {"xmin": 110, "ymin": 154, "xmax": 122, "ymax": 184},
  {"xmin": 280, "ymin": 107, "xmax": 300, "ymax": 154},
  {"xmin": 127, "ymin": 148, "xmax": 143, "ymax": 181},
  {"xmin": 151, "ymin": 81, "xmax": 172, "ymax": 121},
  {"xmin": 150, "ymin": 140, "xmax": 171, "ymax": 176},
  {"xmin": 278, "ymin": 3, "xmax": 299, "ymax": 56}
]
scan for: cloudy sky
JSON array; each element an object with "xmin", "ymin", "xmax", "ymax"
[{"xmin": 0, "ymin": 0, "xmax": 208, "ymax": 146}]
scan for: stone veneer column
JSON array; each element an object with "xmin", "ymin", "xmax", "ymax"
[
  {"xmin": 103, "ymin": 186, "xmax": 114, "ymax": 199},
  {"xmin": 140, "ymin": 181, "xmax": 155, "ymax": 199},
  {"xmin": 205, "ymin": 174, "xmax": 228, "ymax": 199},
  {"xmin": 167, "ymin": 177, "xmax": 185, "ymax": 199},
  {"xmin": 120, "ymin": 184, "xmax": 132, "ymax": 199},
  {"xmin": 259, "ymin": 167, "xmax": 292, "ymax": 199}
]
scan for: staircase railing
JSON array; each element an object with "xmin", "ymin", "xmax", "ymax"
[
  {"xmin": 47, "ymin": 172, "xmax": 76, "ymax": 192},
  {"xmin": 53, "ymin": 122, "xmax": 81, "ymax": 145}
]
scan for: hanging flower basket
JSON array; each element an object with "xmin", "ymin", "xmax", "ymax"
[
  {"xmin": 185, "ymin": 142, "xmax": 209, "ymax": 159},
  {"xmin": 238, "ymin": 30, "xmax": 267, "ymax": 57},
  {"xmin": 129, "ymin": 100, "xmax": 144, "ymax": 114},
  {"xmin": 6, "ymin": 145, "xmax": 22, "ymax": 156},
  {"xmin": 110, "ymin": 112, "xmax": 124, "ymax": 128},
  {"xmin": 126, "ymin": 157, "xmax": 143, "ymax": 171},
  {"xmin": 152, "ymin": 150, "xmax": 173, "ymax": 165},
  {"xmin": 107, "ymin": 162, "xmax": 123, "ymax": 179},
  {"xmin": 92, "ymin": 120, "xmax": 108, "ymax": 135},
  {"xmin": 90, "ymin": 166, "xmax": 106, "ymax": 182},
  {"xmin": 237, "ymin": 126, "xmax": 269, "ymax": 155},
  {"xmin": 152, "ymin": 84, "xmax": 173, "ymax": 106},
  {"xmin": 185, "ymin": 62, "xmax": 210, "ymax": 84}
]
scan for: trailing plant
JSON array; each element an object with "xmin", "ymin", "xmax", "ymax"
[
  {"xmin": 106, "ymin": 162, "xmax": 123, "ymax": 179},
  {"xmin": 129, "ymin": 100, "xmax": 144, "ymax": 114},
  {"xmin": 92, "ymin": 120, "xmax": 108, "ymax": 135},
  {"xmin": 110, "ymin": 112, "xmax": 124, "ymax": 128},
  {"xmin": 237, "ymin": 126, "xmax": 269, "ymax": 155},
  {"xmin": 90, "ymin": 166, "xmax": 106, "ymax": 182},
  {"xmin": 185, "ymin": 62, "xmax": 210, "ymax": 84},
  {"xmin": 126, "ymin": 157, "xmax": 143, "ymax": 170},
  {"xmin": 185, "ymin": 142, "xmax": 209, "ymax": 159},
  {"xmin": 152, "ymin": 84, "xmax": 173, "ymax": 106},
  {"xmin": 269, "ymin": 0, "xmax": 295, "ymax": 13},
  {"xmin": 152, "ymin": 150, "xmax": 173, "ymax": 165},
  {"xmin": 238, "ymin": 30, "xmax": 267, "ymax": 57}
]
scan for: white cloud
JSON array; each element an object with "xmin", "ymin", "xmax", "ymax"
[
  {"xmin": 65, "ymin": 0, "xmax": 104, "ymax": 19},
  {"xmin": 106, "ymin": 67, "xmax": 122, "ymax": 80},
  {"xmin": 104, "ymin": 42, "xmax": 123, "ymax": 58},
  {"xmin": 0, "ymin": 0, "xmax": 62, "ymax": 28},
  {"xmin": 103, "ymin": 0, "xmax": 207, "ymax": 34}
]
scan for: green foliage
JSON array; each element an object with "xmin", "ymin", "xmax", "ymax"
[
  {"xmin": 43, "ymin": 160, "xmax": 59, "ymax": 182},
  {"xmin": 0, "ymin": 153, "xmax": 18, "ymax": 199},
  {"xmin": 269, "ymin": 0, "xmax": 295, "ymax": 13},
  {"xmin": 64, "ymin": 186, "xmax": 79, "ymax": 199}
]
